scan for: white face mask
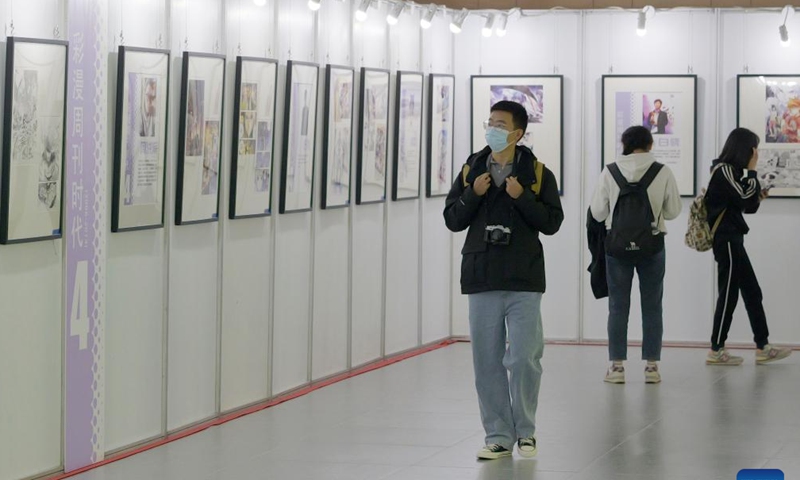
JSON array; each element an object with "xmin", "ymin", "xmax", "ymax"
[{"xmin": 485, "ymin": 127, "xmax": 513, "ymax": 152}]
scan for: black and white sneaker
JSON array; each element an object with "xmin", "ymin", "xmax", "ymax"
[
  {"xmin": 477, "ymin": 444, "xmax": 511, "ymax": 460},
  {"xmin": 517, "ymin": 436, "xmax": 537, "ymax": 458}
]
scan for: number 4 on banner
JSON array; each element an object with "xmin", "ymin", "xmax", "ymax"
[{"xmin": 70, "ymin": 261, "xmax": 89, "ymax": 350}]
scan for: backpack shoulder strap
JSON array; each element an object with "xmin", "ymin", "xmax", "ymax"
[
  {"xmin": 530, "ymin": 160, "xmax": 545, "ymax": 196},
  {"xmin": 638, "ymin": 162, "xmax": 664, "ymax": 189},
  {"xmin": 607, "ymin": 163, "xmax": 628, "ymax": 189}
]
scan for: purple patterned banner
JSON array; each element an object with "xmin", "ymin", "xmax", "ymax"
[{"xmin": 65, "ymin": 0, "xmax": 106, "ymax": 472}]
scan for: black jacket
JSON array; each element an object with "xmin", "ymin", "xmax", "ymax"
[
  {"xmin": 443, "ymin": 146, "xmax": 564, "ymax": 294},
  {"xmin": 705, "ymin": 160, "xmax": 761, "ymax": 240},
  {"xmin": 586, "ymin": 207, "xmax": 608, "ymax": 299}
]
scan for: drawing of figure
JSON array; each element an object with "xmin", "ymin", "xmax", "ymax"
[
  {"xmin": 301, "ymin": 90, "xmax": 310, "ymax": 137},
  {"xmin": 38, "ymin": 132, "xmax": 60, "ymax": 209},
  {"xmin": 12, "ymin": 70, "xmax": 39, "ymax": 161},
  {"xmin": 202, "ymin": 121, "xmax": 220, "ymax": 195},
  {"xmin": 438, "ymin": 129, "xmax": 448, "ymax": 185},
  {"xmin": 185, "ymin": 80, "xmax": 205, "ymax": 156},
  {"xmin": 140, "ymin": 77, "xmax": 158, "ymax": 137},
  {"xmin": 781, "ymin": 97, "xmax": 800, "ymax": 143}
]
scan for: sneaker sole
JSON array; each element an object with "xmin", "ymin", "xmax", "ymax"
[
  {"xmin": 477, "ymin": 451, "xmax": 512, "ymax": 460},
  {"xmin": 645, "ymin": 377, "xmax": 661, "ymax": 384},
  {"xmin": 756, "ymin": 351, "xmax": 792, "ymax": 365},
  {"xmin": 604, "ymin": 378, "xmax": 625, "ymax": 384},
  {"xmin": 517, "ymin": 447, "xmax": 538, "ymax": 458},
  {"xmin": 705, "ymin": 359, "xmax": 743, "ymax": 366}
]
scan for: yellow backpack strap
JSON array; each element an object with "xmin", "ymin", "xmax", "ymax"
[
  {"xmin": 461, "ymin": 164, "xmax": 471, "ymax": 188},
  {"xmin": 531, "ymin": 161, "xmax": 545, "ymax": 196}
]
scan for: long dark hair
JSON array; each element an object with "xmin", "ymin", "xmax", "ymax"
[
  {"xmin": 718, "ymin": 128, "xmax": 759, "ymax": 169},
  {"xmin": 621, "ymin": 126, "xmax": 653, "ymax": 155}
]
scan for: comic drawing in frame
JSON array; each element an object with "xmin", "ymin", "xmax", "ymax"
[
  {"xmin": 1, "ymin": 37, "xmax": 68, "ymax": 244},
  {"xmin": 392, "ymin": 71, "xmax": 423, "ymax": 201},
  {"xmin": 279, "ymin": 60, "xmax": 319, "ymax": 214},
  {"xmin": 230, "ymin": 57, "xmax": 278, "ymax": 218},
  {"xmin": 427, "ymin": 74, "xmax": 455, "ymax": 198},
  {"xmin": 356, "ymin": 67, "xmax": 390, "ymax": 205},
  {"xmin": 602, "ymin": 75, "xmax": 697, "ymax": 197},
  {"xmin": 176, "ymin": 52, "xmax": 226, "ymax": 225},
  {"xmin": 470, "ymin": 75, "xmax": 563, "ymax": 194},
  {"xmin": 321, "ymin": 65, "xmax": 354, "ymax": 209},
  {"xmin": 738, "ymin": 74, "xmax": 800, "ymax": 198},
  {"xmin": 112, "ymin": 46, "xmax": 170, "ymax": 232}
]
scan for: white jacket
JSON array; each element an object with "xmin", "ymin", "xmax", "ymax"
[{"xmin": 590, "ymin": 152, "xmax": 682, "ymax": 233}]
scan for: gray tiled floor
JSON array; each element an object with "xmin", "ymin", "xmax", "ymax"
[{"xmin": 73, "ymin": 343, "xmax": 800, "ymax": 480}]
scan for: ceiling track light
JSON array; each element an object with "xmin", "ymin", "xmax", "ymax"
[
  {"xmin": 780, "ymin": 5, "xmax": 794, "ymax": 47},
  {"xmin": 308, "ymin": 0, "xmax": 321, "ymax": 11},
  {"xmin": 495, "ymin": 13, "xmax": 508, "ymax": 37},
  {"xmin": 387, "ymin": 1, "xmax": 405, "ymax": 25},
  {"xmin": 420, "ymin": 5, "xmax": 436, "ymax": 29},
  {"xmin": 482, "ymin": 15, "xmax": 494, "ymax": 37},
  {"xmin": 450, "ymin": 8, "xmax": 468, "ymax": 34},
  {"xmin": 355, "ymin": 0, "xmax": 370, "ymax": 22},
  {"xmin": 637, "ymin": 5, "xmax": 654, "ymax": 37}
]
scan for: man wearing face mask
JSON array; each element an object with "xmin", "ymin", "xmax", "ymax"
[{"xmin": 443, "ymin": 100, "xmax": 564, "ymax": 460}]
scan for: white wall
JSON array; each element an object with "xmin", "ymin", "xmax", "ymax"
[{"xmin": 0, "ymin": 3, "xmax": 66, "ymax": 479}]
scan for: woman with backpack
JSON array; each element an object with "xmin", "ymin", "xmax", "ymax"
[
  {"xmin": 590, "ymin": 126, "xmax": 682, "ymax": 384},
  {"xmin": 704, "ymin": 128, "xmax": 792, "ymax": 365}
]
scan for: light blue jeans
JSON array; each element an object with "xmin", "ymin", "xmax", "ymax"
[{"xmin": 468, "ymin": 291, "xmax": 544, "ymax": 450}]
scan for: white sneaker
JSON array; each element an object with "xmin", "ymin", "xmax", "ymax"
[
  {"xmin": 756, "ymin": 345, "xmax": 792, "ymax": 365},
  {"xmin": 706, "ymin": 349, "xmax": 743, "ymax": 366},
  {"xmin": 477, "ymin": 444, "xmax": 511, "ymax": 460},
  {"xmin": 517, "ymin": 436, "xmax": 537, "ymax": 458},
  {"xmin": 604, "ymin": 364, "xmax": 625, "ymax": 384},
  {"xmin": 644, "ymin": 363, "xmax": 661, "ymax": 384}
]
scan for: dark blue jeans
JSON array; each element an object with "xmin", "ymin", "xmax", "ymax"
[{"xmin": 605, "ymin": 249, "xmax": 666, "ymax": 361}]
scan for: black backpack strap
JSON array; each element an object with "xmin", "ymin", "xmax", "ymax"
[
  {"xmin": 638, "ymin": 162, "xmax": 664, "ymax": 189},
  {"xmin": 607, "ymin": 163, "xmax": 628, "ymax": 189}
]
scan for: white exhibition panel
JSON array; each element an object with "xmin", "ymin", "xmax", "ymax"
[
  {"xmin": 167, "ymin": 223, "xmax": 220, "ymax": 430},
  {"xmin": 351, "ymin": 204, "xmax": 385, "ymax": 366},
  {"xmin": 386, "ymin": 200, "xmax": 421, "ymax": 355},
  {"xmin": 105, "ymin": 232, "xmax": 165, "ymax": 451},
  {"xmin": 420, "ymin": 15, "xmax": 454, "ymax": 344},
  {"xmin": 0, "ymin": 243, "xmax": 62, "ymax": 480}
]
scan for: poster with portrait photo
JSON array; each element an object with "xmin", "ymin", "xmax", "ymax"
[
  {"xmin": 602, "ymin": 75, "xmax": 697, "ymax": 197},
  {"xmin": 321, "ymin": 65, "xmax": 354, "ymax": 209},
  {"xmin": 738, "ymin": 75, "xmax": 800, "ymax": 197},
  {"xmin": 427, "ymin": 74, "xmax": 455, "ymax": 198},
  {"xmin": 471, "ymin": 75, "xmax": 563, "ymax": 194},
  {"xmin": 279, "ymin": 61, "xmax": 319, "ymax": 214},
  {"xmin": 1, "ymin": 37, "xmax": 68, "ymax": 244},
  {"xmin": 176, "ymin": 52, "xmax": 225, "ymax": 225},
  {"xmin": 112, "ymin": 46, "xmax": 170, "ymax": 232},
  {"xmin": 357, "ymin": 68, "xmax": 390, "ymax": 204},
  {"xmin": 392, "ymin": 71, "xmax": 423, "ymax": 201}
]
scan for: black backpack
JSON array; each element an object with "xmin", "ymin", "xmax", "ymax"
[{"xmin": 604, "ymin": 162, "xmax": 665, "ymax": 260}]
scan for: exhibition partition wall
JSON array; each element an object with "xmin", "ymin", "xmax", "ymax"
[{"xmin": 0, "ymin": 2, "xmax": 799, "ymax": 480}]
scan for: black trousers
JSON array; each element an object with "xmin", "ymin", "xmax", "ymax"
[{"xmin": 711, "ymin": 237, "xmax": 769, "ymax": 350}]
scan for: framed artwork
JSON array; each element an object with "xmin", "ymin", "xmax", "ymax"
[
  {"xmin": 471, "ymin": 75, "xmax": 563, "ymax": 194},
  {"xmin": 427, "ymin": 74, "xmax": 455, "ymax": 198},
  {"xmin": 738, "ymin": 74, "xmax": 800, "ymax": 198},
  {"xmin": 392, "ymin": 71, "xmax": 423, "ymax": 201},
  {"xmin": 356, "ymin": 67, "xmax": 390, "ymax": 205},
  {"xmin": 602, "ymin": 75, "xmax": 697, "ymax": 197},
  {"xmin": 1, "ymin": 37, "xmax": 68, "ymax": 244},
  {"xmin": 112, "ymin": 46, "xmax": 170, "ymax": 232},
  {"xmin": 321, "ymin": 65, "xmax": 354, "ymax": 209},
  {"xmin": 280, "ymin": 60, "xmax": 319, "ymax": 214},
  {"xmin": 176, "ymin": 52, "xmax": 226, "ymax": 225},
  {"xmin": 230, "ymin": 56, "xmax": 278, "ymax": 218}
]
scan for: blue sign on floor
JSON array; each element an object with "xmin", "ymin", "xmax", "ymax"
[{"xmin": 737, "ymin": 470, "xmax": 784, "ymax": 480}]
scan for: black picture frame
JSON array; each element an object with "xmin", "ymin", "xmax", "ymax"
[
  {"xmin": 111, "ymin": 46, "xmax": 171, "ymax": 233},
  {"xmin": 356, "ymin": 67, "xmax": 390, "ymax": 205},
  {"xmin": 470, "ymin": 75, "xmax": 564, "ymax": 195},
  {"xmin": 229, "ymin": 56, "xmax": 279, "ymax": 219},
  {"xmin": 279, "ymin": 60, "xmax": 320, "ymax": 214},
  {"xmin": 601, "ymin": 74, "xmax": 697, "ymax": 197},
  {"xmin": 392, "ymin": 71, "xmax": 424, "ymax": 201},
  {"xmin": 1, "ymin": 37, "xmax": 69, "ymax": 244},
  {"xmin": 426, "ymin": 73, "xmax": 455, "ymax": 198},
  {"xmin": 736, "ymin": 74, "xmax": 800, "ymax": 199},
  {"xmin": 321, "ymin": 64, "xmax": 355, "ymax": 210},
  {"xmin": 176, "ymin": 51, "xmax": 227, "ymax": 226}
]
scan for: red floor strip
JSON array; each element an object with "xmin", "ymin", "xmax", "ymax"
[{"xmin": 46, "ymin": 339, "xmax": 457, "ymax": 480}]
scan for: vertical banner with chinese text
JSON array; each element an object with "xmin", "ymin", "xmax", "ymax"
[{"xmin": 65, "ymin": 0, "xmax": 107, "ymax": 472}]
